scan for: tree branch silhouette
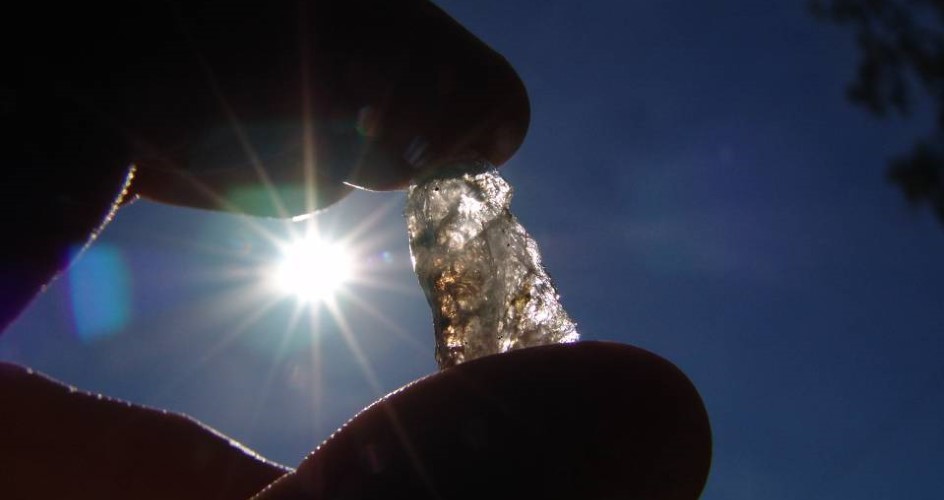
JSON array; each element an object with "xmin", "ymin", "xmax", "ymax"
[{"xmin": 811, "ymin": 0, "xmax": 944, "ymax": 223}]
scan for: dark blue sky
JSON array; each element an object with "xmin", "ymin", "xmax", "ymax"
[{"xmin": 3, "ymin": 1, "xmax": 944, "ymax": 498}]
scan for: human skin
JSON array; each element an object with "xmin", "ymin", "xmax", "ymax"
[
  {"xmin": 1, "ymin": 1, "xmax": 711, "ymax": 498},
  {"xmin": 2, "ymin": 0, "xmax": 528, "ymax": 329},
  {"xmin": 253, "ymin": 342, "xmax": 711, "ymax": 500}
]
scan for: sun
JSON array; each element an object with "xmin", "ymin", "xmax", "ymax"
[{"xmin": 272, "ymin": 234, "xmax": 353, "ymax": 303}]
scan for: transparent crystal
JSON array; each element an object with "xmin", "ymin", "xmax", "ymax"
[{"xmin": 405, "ymin": 163, "xmax": 579, "ymax": 369}]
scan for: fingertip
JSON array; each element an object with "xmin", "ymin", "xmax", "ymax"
[
  {"xmin": 473, "ymin": 56, "xmax": 531, "ymax": 169},
  {"xmin": 331, "ymin": 0, "xmax": 532, "ymax": 191}
]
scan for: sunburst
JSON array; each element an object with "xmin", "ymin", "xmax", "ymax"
[{"xmin": 271, "ymin": 233, "xmax": 354, "ymax": 304}]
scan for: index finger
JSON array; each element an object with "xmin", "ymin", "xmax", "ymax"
[
  {"xmin": 116, "ymin": 0, "xmax": 530, "ymax": 216},
  {"xmin": 0, "ymin": 362, "xmax": 287, "ymax": 499}
]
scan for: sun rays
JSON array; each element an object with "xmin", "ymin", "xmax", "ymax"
[
  {"xmin": 138, "ymin": 190, "xmax": 429, "ymax": 428},
  {"xmin": 133, "ymin": 193, "xmax": 432, "ymax": 459},
  {"xmin": 271, "ymin": 234, "xmax": 353, "ymax": 304},
  {"xmin": 122, "ymin": 15, "xmax": 444, "ymax": 470}
]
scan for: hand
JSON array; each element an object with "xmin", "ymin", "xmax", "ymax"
[
  {"xmin": 3, "ymin": 0, "xmax": 528, "ymax": 328},
  {"xmin": 254, "ymin": 342, "xmax": 711, "ymax": 500},
  {"xmin": 1, "ymin": 344, "xmax": 710, "ymax": 499},
  {"xmin": 2, "ymin": 1, "xmax": 711, "ymax": 498},
  {"xmin": 127, "ymin": 0, "xmax": 530, "ymax": 212},
  {"xmin": 0, "ymin": 362, "xmax": 286, "ymax": 499}
]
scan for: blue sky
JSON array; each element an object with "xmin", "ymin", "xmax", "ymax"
[{"xmin": 3, "ymin": 1, "xmax": 944, "ymax": 498}]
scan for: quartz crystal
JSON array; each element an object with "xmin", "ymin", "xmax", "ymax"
[{"xmin": 405, "ymin": 162, "xmax": 579, "ymax": 369}]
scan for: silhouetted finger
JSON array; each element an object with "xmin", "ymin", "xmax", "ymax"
[
  {"xmin": 130, "ymin": 0, "xmax": 529, "ymax": 214},
  {"xmin": 18, "ymin": 1, "xmax": 528, "ymax": 217},
  {"xmin": 0, "ymin": 362, "xmax": 287, "ymax": 499},
  {"xmin": 3, "ymin": 0, "xmax": 529, "ymax": 325},
  {"xmin": 254, "ymin": 342, "xmax": 712, "ymax": 499}
]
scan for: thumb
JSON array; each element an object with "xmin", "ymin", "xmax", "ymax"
[{"xmin": 255, "ymin": 342, "xmax": 712, "ymax": 499}]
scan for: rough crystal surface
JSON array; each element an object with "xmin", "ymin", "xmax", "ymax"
[{"xmin": 405, "ymin": 164, "xmax": 579, "ymax": 369}]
